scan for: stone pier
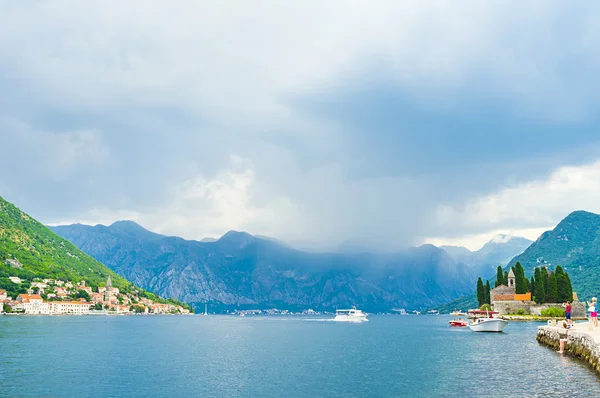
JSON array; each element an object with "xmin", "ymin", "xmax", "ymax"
[{"xmin": 537, "ymin": 321, "xmax": 600, "ymax": 374}]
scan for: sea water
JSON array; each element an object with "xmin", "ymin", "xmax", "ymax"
[{"xmin": 0, "ymin": 315, "xmax": 598, "ymax": 397}]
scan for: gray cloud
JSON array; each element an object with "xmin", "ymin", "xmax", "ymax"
[{"xmin": 2, "ymin": 1, "xmax": 600, "ymax": 250}]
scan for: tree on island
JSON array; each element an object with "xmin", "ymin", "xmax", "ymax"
[
  {"xmin": 565, "ymin": 273, "xmax": 574, "ymax": 301},
  {"xmin": 477, "ymin": 277, "xmax": 485, "ymax": 307},
  {"xmin": 503, "ymin": 271, "xmax": 508, "ymax": 285},
  {"xmin": 513, "ymin": 262, "xmax": 527, "ymax": 294},
  {"xmin": 546, "ymin": 271, "xmax": 558, "ymax": 303},
  {"xmin": 541, "ymin": 267, "xmax": 549, "ymax": 296},
  {"xmin": 533, "ymin": 267, "xmax": 545, "ymax": 304},
  {"xmin": 485, "ymin": 280, "xmax": 491, "ymax": 305},
  {"xmin": 555, "ymin": 265, "xmax": 570, "ymax": 302},
  {"xmin": 495, "ymin": 266, "xmax": 504, "ymax": 288}
]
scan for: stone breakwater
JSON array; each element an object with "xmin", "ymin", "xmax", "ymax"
[{"xmin": 537, "ymin": 324, "xmax": 600, "ymax": 373}]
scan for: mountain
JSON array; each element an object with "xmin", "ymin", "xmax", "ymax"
[
  {"xmin": 442, "ymin": 234, "xmax": 532, "ymax": 280},
  {"xmin": 50, "ymin": 222, "xmax": 475, "ymax": 312},
  {"xmin": 507, "ymin": 210, "xmax": 600, "ymax": 299},
  {"xmin": 0, "ymin": 196, "xmax": 190, "ymax": 309},
  {"xmin": 439, "ymin": 245, "xmax": 472, "ymax": 263}
]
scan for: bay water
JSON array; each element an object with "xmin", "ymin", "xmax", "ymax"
[{"xmin": 1, "ymin": 315, "xmax": 598, "ymax": 397}]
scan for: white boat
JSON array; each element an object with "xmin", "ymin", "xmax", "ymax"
[
  {"xmin": 450, "ymin": 310, "xmax": 467, "ymax": 317},
  {"xmin": 334, "ymin": 307, "xmax": 368, "ymax": 322},
  {"xmin": 468, "ymin": 317, "xmax": 508, "ymax": 332}
]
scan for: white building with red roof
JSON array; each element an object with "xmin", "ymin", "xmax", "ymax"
[{"xmin": 16, "ymin": 294, "xmax": 50, "ymax": 315}]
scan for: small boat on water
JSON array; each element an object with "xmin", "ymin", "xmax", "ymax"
[
  {"xmin": 449, "ymin": 310, "xmax": 467, "ymax": 317},
  {"xmin": 449, "ymin": 318, "xmax": 469, "ymax": 327},
  {"xmin": 334, "ymin": 306, "xmax": 368, "ymax": 322},
  {"xmin": 468, "ymin": 315, "xmax": 508, "ymax": 332}
]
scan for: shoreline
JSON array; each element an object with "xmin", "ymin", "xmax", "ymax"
[
  {"xmin": 500, "ymin": 315, "xmax": 587, "ymax": 322},
  {"xmin": 537, "ymin": 322, "xmax": 600, "ymax": 375}
]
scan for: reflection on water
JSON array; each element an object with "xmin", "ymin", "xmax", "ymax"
[{"xmin": 0, "ymin": 315, "xmax": 598, "ymax": 397}]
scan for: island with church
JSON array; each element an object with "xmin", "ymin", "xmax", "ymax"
[
  {"xmin": 475, "ymin": 263, "xmax": 585, "ymax": 319},
  {"xmin": 0, "ymin": 275, "xmax": 191, "ymax": 315}
]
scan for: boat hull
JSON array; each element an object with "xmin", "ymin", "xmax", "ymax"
[
  {"xmin": 449, "ymin": 320, "xmax": 468, "ymax": 327},
  {"xmin": 334, "ymin": 314, "xmax": 368, "ymax": 322},
  {"xmin": 469, "ymin": 319, "xmax": 508, "ymax": 332}
]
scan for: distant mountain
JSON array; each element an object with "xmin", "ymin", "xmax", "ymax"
[
  {"xmin": 439, "ymin": 245, "xmax": 472, "ymax": 263},
  {"xmin": 0, "ymin": 196, "xmax": 189, "ymax": 309},
  {"xmin": 442, "ymin": 234, "xmax": 532, "ymax": 280},
  {"xmin": 50, "ymin": 222, "xmax": 475, "ymax": 312},
  {"xmin": 507, "ymin": 210, "xmax": 600, "ymax": 299}
]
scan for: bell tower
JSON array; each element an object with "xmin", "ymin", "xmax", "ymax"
[{"xmin": 507, "ymin": 268, "xmax": 516, "ymax": 290}]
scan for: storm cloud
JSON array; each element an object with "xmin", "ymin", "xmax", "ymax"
[{"xmin": 2, "ymin": 1, "xmax": 600, "ymax": 250}]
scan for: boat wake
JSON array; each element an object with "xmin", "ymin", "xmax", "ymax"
[{"xmin": 303, "ymin": 318, "xmax": 337, "ymax": 322}]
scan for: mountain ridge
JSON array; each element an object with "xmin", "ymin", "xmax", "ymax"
[
  {"xmin": 50, "ymin": 221, "xmax": 476, "ymax": 312},
  {"xmin": 506, "ymin": 210, "xmax": 600, "ymax": 299}
]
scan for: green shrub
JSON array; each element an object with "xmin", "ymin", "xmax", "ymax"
[
  {"xmin": 479, "ymin": 304, "xmax": 492, "ymax": 311},
  {"xmin": 516, "ymin": 308, "xmax": 527, "ymax": 315},
  {"xmin": 541, "ymin": 307, "xmax": 565, "ymax": 317}
]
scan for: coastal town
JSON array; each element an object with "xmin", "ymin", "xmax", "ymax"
[{"xmin": 0, "ymin": 274, "xmax": 190, "ymax": 315}]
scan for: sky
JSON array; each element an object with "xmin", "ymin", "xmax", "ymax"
[{"xmin": 2, "ymin": 1, "xmax": 600, "ymax": 251}]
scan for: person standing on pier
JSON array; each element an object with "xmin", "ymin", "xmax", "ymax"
[
  {"xmin": 587, "ymin": 297, "xmax": 598, "ymax": 327},
  {"xmin": 563, "ymin": 301, "xmax": 573, "ymax": 326}
]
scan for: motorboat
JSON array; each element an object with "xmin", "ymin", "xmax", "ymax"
[
  {"xmin": 450, "ymin": 310, "xmax": 467, "ymax": 317},
  {"xmin": 334, "ymin": 306, "xmax": 368, "ymax": 322},
  {"xmin": 449, "ymin": 317, "xmax": 469, "ymax": 327},
  {"xmin": 468, "ymin": 315, "xmax": 508, "ymax": 332}
]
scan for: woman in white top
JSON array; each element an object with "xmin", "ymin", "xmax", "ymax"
[{"xmin": 587, "ymin": 297, "xmax": 598, "ymax": 327}]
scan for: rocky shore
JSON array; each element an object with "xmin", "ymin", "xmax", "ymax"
[
  {"xmin": 537, "ymin": 322, "xmax": 600, "ymax": 374},
  {"xmin": 502, "ymin": 315, "xmax": 587, "ymax": 322}
]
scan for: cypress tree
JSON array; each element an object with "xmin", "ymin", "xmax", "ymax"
[
  {"xmin": 555, "ymin": 265, "xmax": 564, "ymax": 277},
  {"xmin": 530, "ymin": 276, "xmax": 535, "ymax": 296},
  {"xmin": 503, "ymin": 271, "xmax": 508, "ymax": 285},
  {"xmin": 485, "ymin": 280, "xmax": 491, "ymax": 305},
  {"xmin": 514, "ymin": 262, "xmax": 527, "ymax": 294},
  {"xmin": 495, "ymin": 266, "xmax": 504, "ymax": 288},
  {"xmin": 557, "ymin": 273, "xmax": 569, "ymax": 302},
  {"xmin": 477, "ymin": 277, "xmax": 484, "ymax": 307},
  {"xmin": 546, "ymin": 271, "xmax": 558, "ymax": 303},
  {"xmin": 534, "ymin": 268, "xmax": 545, "ymax": 304},
  {"xmin": 541, "ymin": 267, "xmax": 549, "ymax": 296},
  {"xmin": 525, "ymin": 277, "xmax": 531, "ymax": 293},
  {"xmin": 565, "ymin": 273, "xmax": 573, "ymax": 301}
]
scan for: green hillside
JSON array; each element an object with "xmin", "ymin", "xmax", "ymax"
[
  {"xmin": 0, "ymin": 195, "xmax": 191, "ymax": 310},
  {"xmin": 507, "ymin": 210, "xmax": 600, "ymax": 300}
]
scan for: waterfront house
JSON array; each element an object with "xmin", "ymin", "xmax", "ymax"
[
  {"xmin": 49, "ymin": 301, "xmax": 92, "ymax": 315},
  {"xmin": 16, "ymin": 294, "xmax": 50, "ymax": 315}
]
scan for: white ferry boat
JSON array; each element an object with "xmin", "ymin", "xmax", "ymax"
[
  {"xmin": 469, "ymin": 316, "xmax": 508, "ymax": 332},
  {"xmin": 334, "ymin": 306, "xmax": 368, "ymax": 322}
]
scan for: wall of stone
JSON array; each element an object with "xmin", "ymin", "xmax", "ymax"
[
  {"xmin": 537, "ymin": 325, "xmax": 600, "ymax": 374},
  {"xmin": 493, "ymin": 300, "xmax": 586, "ymax": 317},
  {"xmin": 492, "ymin": 300, "xmax": 533, "ymax": 315}
]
